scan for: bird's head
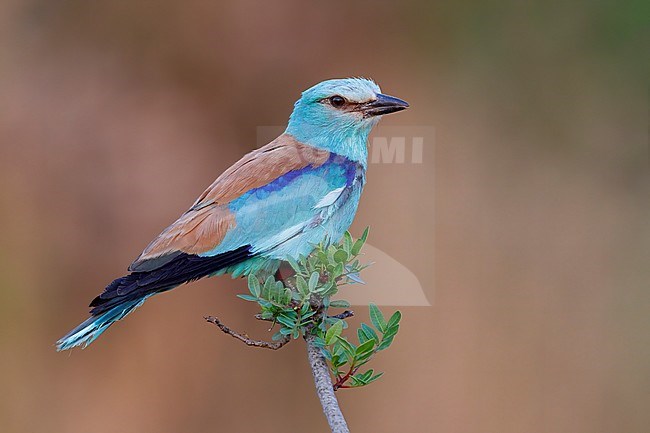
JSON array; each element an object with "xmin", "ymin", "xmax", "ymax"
[{"xmin": 286, "ymin": 78, "xmax": 409, "ymax": 164}]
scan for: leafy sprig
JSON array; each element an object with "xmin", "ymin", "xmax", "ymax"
[
  {"xmin": 316, "ymin": 304, "xmax": 401, "ymax": 389},
  {"xmin": 237, "ymin": 228, "xmax": 401, "ymax": 389}
]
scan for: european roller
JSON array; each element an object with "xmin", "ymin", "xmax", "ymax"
[{"xmin": 57, "ymin": 78, "xmax": 409, "ymax": 351}]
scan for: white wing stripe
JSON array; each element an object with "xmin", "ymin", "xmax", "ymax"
[{"xmin": 313, "ymin": 187, "xmax": 346, "ymax": 209}]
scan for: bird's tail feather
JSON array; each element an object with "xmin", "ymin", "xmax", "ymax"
[
  {"xmin": 56, "ymin": 247, "xmax": 254, "ymax": 351},
  {"xmin": 56, "ymin": 295, "xmax": 152, "ymax": 351}
]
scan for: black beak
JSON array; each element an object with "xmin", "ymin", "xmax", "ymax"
[{"xmin": 361, "ymin": 93, "xmax": 409, "ymax": 117}]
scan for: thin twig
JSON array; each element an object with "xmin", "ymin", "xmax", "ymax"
[
  {"xmin": 329, "ymin": 310, "xmax": 354, "ymax": 320},
  {"xmin": 204, "ymin": 316, "xmax": 290, "ymax": 350},
  {"xmin": 333, "ymin": 364, "xmax": 360, "ymax": 391},
  {"xmin": 305, "ymin": 332, "xmax": 350, "ymax": 433},
  {"xmin": 255, "ymin": 310, "xmax": 354, "ymax": 322}
]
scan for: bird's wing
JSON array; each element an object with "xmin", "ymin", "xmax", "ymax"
[
  {"xmin": 209, "ymin": 153, "xmax": 362, "ymax": 261},
  {"xmin": 129, "ymin": 134, "xmax": 332, "ymax": 272}
]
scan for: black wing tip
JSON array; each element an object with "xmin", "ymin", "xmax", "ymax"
[{"xmin": 88, "ymin": 246, "xmax": 253, "ymax": 312}]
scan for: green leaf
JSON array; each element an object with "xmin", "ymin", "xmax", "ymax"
[
  {"xmin": 358, "ymin": 328, "xmax": 370, "ymax": 344},
  {"xmin": 335, "ymin": 336, "xmax": 356, "ymax": 358},
  {"xmin": 276, "ymin": 313, "xmax": 297, "ymax": 328},
  {"xmin": 327, "ymin": 248, "xmax": 335, "ymax": 263},
  {"xmin": 360, "ymin": 226, "xmax": 369, "ymax": 243},
  {"xmin": 282, "ymin": 287, "xmax": 292, "ymax": 305},
  {"xmin": 382, "ymin": 324, "xmax": 400, "ymax": 340},
  {"xmin": 248, "ymin": 275, "xmax": 261, "ymax": 297},
  {"xmin": 325, "ymin": 316, "xmax": 348, "ymax": 329},
  {"xmin": 325, "ymin": 320, "xmax": 343, "ymax": 345},
  {"xmin": 333, "ymin": 249, "xmax": 348, "ymax": 263},
  {"xmin": 367, "ymin": 371, "xmax": 384, "ymax": 384},
  {"xmin": 333, "ymin": 263, "xmax": 344, "ymax": 278},
  {"xmin": 351, "ymin": 241, "xmax": 363, "ymax": 256},
  {"xmin": 296, "ymin": 275, "xmax": 309, "ymax": 297},
  {"xmin": 387, "ymin": 310, "xmax": 402, "ymax": 329},
  {"xmin": 318, "ymin": 250, "xmax": 329, "ymax": 265},
  {"xmin": 377, "ymin": 335, "xmax": 395, "ymax": 351},
  {"xmin": 349, "ymin": 368, "xmax": 383, "ymax": 387},
  {"xmin": 262, "ymin": 275, "xmax": 275, "ymax": 298},
  {"xmin": 351, "ymin": 227, "xmax": 370, "ymax": 256},
  {"xmin": 312, "ymin": 336, "xmax": 326, "ymax": 348},
  {"xmin": 329, "ymin": 300, "xmax": 350, "ymax": 308},
  {"xmin": 343, "ymin": 231, "xmax": 353, "ymax": 253},
  {"xmin": 308, "ymin": 271, "xmax": 320, "ymax": 292},
  {"xmin": 361, "ymin": 323, "xmax": 380, "ymax": 344},
  {"xmin": 355, "ymin": 339, "xmax": 376, "ymax": 359},
  {"xmin": 286, "ymin": 256, "xmax": 301, "ymax": 273},
  {"xmin": 299, "ymin": 310, "xmax": 317, "ymax": 325},
  {"xmin": 357, "ymin": 369, "xmax": 374, "ymax": 383},
  {"xmin": 315, "ymin": 280, "xmax": 335, "ymax": 295},
  {"xmin": 332, "ymin": 354, "xmax": 347, "ymax": 368},
  {"xmin": 369, "ymin": 303, "xmax": 387, "ymax": 333},
  {"xmin": 236, "ymin": 294, "xmax": 258, "ymax": 302},
  {"xmin": 350, "ymin": 370, "xmax": 375, "ymax": 386}
]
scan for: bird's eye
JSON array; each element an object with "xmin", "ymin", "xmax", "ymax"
[{"xmin": 329, "ymin": 95, "xmax": 346, "ymax": 108}]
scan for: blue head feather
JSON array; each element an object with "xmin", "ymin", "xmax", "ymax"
[{"xmin": 286, "ymin": 78, "xmax": 383, "ymax": 166}]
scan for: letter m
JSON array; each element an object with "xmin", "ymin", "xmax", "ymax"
[{"xmin": 371, "ymin": 137, "xmax": 406, "ymax": 164}]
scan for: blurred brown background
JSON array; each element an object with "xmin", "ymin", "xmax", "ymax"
[{"xmin": 0, "ymin": 1, "xmax": 647, "ymax": 432}]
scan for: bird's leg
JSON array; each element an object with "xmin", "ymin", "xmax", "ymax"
[{"xmin": 204, "ymin": 316, "xmax": 290, "ymax": 350}]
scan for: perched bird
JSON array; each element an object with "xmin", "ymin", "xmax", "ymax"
[{"xmin": 57, "ymin": 78, "xmax": 409, "ymax": 350}]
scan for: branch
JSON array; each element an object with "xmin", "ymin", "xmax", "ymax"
[
  {"xmin": 205, "ymin": 316, "xmax": 290, "ymax": 350},
  {"xmin": 333, "ymin": 364, "xmax": 360, "ymax": 391},
  {"xmin": 254, "ymin": 310, "xmax": 354, "ymax": 322},
  {"xmin": 304, "ymin": 332, "xmax": 350, "ymax": 433},
  {"xmin": 329, "ymin": 310, "xmax": 354, "ymax": 320}
]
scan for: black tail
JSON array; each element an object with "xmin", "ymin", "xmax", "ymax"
[{"xmin": 57, "ymin": 246, "xmax": 251, "ymax": 350}]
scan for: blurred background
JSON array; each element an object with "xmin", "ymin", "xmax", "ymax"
[{"xmin": 0, "ymin": 1, "xmax": 647, "ymax": 432}]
